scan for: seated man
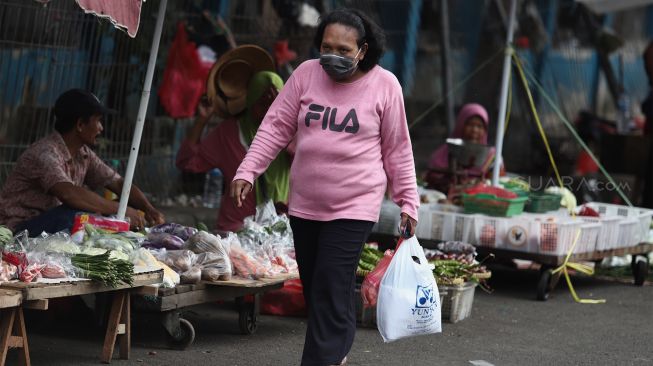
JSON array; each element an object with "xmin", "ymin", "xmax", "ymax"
[{"xmin": 0, "ymin": 89, "xmax": 165, "ymax": 235}]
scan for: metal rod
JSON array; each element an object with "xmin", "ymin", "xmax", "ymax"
[
  {"xmin": 117, "ymin": 0, "xmax": 168, "ymax": 220},
  {"xmin": 491, "ymin": 0, "xmax": 517, "ymax": 186},
  {"xmin": 440, "ymin": 0, "xmax": 455, "ymax": 133}
]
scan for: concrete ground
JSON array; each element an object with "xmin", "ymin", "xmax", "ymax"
[{"xmin": 9, "ymin": 268, "xmax": 653, "ymax": 366}]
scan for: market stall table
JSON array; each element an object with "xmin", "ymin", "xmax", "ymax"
[
  {"xmin": 0, "ymin": 290, "xmax": 26, "ymax": 366},
  {"xmin": 0, "ymin": 269, "xmax": 163, "ymax": 364},
  {"xmin": 134, "ymin": 273, "xmax": 298, "ymax": 350}
]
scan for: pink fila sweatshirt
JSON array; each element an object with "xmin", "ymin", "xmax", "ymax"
[{"xmin": 234, "ymin": 59, "xmax": 419, "ymax": 222}]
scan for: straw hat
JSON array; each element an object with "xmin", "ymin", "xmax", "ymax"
[{"xmin": 207, "ymin": 45, "xmax": 275, "ymax": 118}]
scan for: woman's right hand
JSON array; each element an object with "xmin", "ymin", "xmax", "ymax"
[{"xmin": 230, "ymin": 179, "xmax": 252, "ymax": 208}]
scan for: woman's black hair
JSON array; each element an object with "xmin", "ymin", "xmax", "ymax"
[{"xmin": 313, "ymin": 8, "xmax": 386, "ymax": 72}]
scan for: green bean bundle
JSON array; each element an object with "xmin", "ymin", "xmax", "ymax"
[{"xmin": 71, "ymin": 251, "xmax": 134, "ymax": 288}]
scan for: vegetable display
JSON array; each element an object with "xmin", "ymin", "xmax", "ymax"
[
  {"xmin": 186, "ymin": 231, "xmax": 228, "ymax": 255},
  {"xmin": 0, "ymin": 206, "xmax": 299, "ymax": 287},
  {"xmin": 0, "ymin": 261, "xmax": 17, "ymax": 282},
  {"xmin": 427, "ymin": 241, "xmax": 491, "ymax": 287},
  {"xmin": 465, "ymin": 184, "xmax": 518, "ymax": 199},
  {"xmin": 0, "ymin": 226, "xmax": 12, "ymax": 247},
  {"xmin": 357, "ymin": 244, "xmax": 383, "ymax": 273},
  {"xmin": 229, "ymin": 245, "xmax": 268, "ymax": 280},
  {"xmin": 501, "ymin": 177, "xmax": 530, "ymax": 192},
  {"xmin": 431, "ymin": 260, "xmax": 489, "ymax": 286},
  {"xmin": 150, "ymin": 223, "xmax": 198, "ymax": 241},
  {"xmin": 143, "ymin": 232, "xmax": 185, "ymax": 250},
  {"xmin": 71, "ymin": 251, "xmax": 134, "ymax": 287}
]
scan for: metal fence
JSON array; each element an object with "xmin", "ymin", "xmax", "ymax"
[
  {"xmin": 3, "ymin": 0, "xmax": 648, "ymax": 203},
  {"xmin": 0, "ymin": 0, "xmax": 188, "ymax": 202},
  {"xmin": 0, "ymin": 0, "xmax": 415, "ymax": 204}
]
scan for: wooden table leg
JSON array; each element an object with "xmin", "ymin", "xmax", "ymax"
[
  {"xmin": 100, "ymin": 292, "xmax": 126, "ymax": 364},
  {"xmin": 0, "ymin": 308, "xmax": 30, "ymax": 366},
  {"xmin": 118, "ymin": 292, "xmax": 130, "ymax": 360},
  {"xmin": 14, "ymin": 308, "xmax": 30, "ymax": 366},
  {"xmin": 0, "ymin": 308, "xmax": 16, "ymax": 366}
]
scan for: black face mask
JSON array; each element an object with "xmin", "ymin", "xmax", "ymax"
[{"xmin": 319, "ymin": 48, "xmax": 362, "ymax": 81}]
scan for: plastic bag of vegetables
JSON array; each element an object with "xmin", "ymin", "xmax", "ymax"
[
  {"xmin": 0, "ymin": 261, "xmax": 18, "ymax": 282},
  {"xmin": 2, "ymin": 230, "xmax": 28, "ymax": 275},
  {"xmin": 185, "ymin": 231, "xmax": 229, "ymax": 256},
  {"xmin": 196, "ymin": 252, "xmax": 232, "ymax": 281},
  {"xmin": 27, "ymin": 232, "xmax": 80, "ymax": 255},
  {"xmin": 149, "ymin": 223, "xmax": 198, "ymax": 241},
  {"xmin": 143, "ymin": 232, "xmax": 185, "ymax": 250},
  {"xmin": 132, "ymin": 248, "xmax": 179, "ymax": 288},
  {"xmin": 84, "ymin": 234, "xmax": 136, "ymax": 256},
  {"xmin": 180, "ymin": 266, "xmax": 202, "ymax": 284},
  {"xmin": 254, "ymin": 200, "xmax": 279, "ymax": 226},
  {"xmin": 153, "ymin": 249, "xmax": 197, "ymax": 274},
  {"xmin": 26, "ymin": 251, "xmax": 73, "ymax": 279}
]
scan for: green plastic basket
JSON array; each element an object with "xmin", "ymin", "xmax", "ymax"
[
  {"xmin": 504, "ymin": 186, "xmax": 529, "ymax": 198},
  {"xmin": 525, "ymin": 192, "xmax": 561, "ymax": 213},
  {"xmin": 462, "ymin": 193, "xmax": 527, "ymax": 217}
]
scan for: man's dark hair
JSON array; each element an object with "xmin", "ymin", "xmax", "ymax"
[
  {"xmin": 53, "ymin": 89, "xmax": 110, "ymax": 133},
  {"xmin": 313, "ymin": 8, "xmax": 386, "ymax": 72},
  {"xmin": 54, "ymin": 113, "xmax": 94, "ymax": 134}
]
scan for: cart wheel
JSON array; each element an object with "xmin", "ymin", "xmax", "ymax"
[
  {"xmin": 166, "ymin": 318, "xmax": 195, "ymax": 350},
  {"xmin": 239, "ymin": 303, "xmax": 258, "ymax": 335},
  {"xmin": 633, "ymin": 258, "xmax": 649, "ymax": 286},
  {"xmin": 536, "ymin": 269, "xmax": 553, "ymax": 301}
]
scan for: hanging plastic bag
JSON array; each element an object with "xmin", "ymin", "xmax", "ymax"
[
  {"xmin": 377, "ymin": 236, "xmax": 442, "ymax": 342},
  {"xmin": 158, "ymin": 23, "xmax": 213, "ymax": 118},
  {"xmin": 361, "ymin": 249, "xmax": 394, "ymax": 308},
  {"xmin": 255, "ymin": 200, "xmax": 279, "ymax": 226},
  {"xmin": 361, "ymin": 223, "xmax": 411, "ymax": 308}
]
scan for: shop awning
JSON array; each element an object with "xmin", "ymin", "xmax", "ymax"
[{"xmin": 35, "ymin": 0, "xmax": 143, "ymax": 38}]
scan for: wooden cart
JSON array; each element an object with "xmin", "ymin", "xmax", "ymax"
[
  {"xmin": 369, "ymin": 233, "xmax": 652, "ymax": 301},
  {"xmin": 475, "ymin": 243, "xmax": 653, "ymax": 301},
  {"xmin": 0, "ymin": 269, "xmax": 163, "ymax": 365},
  {"xmin": 134, "ymin": 273, "xmax": 297, "ymax": 350}
]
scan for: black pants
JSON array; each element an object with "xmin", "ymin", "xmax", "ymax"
[
  {"xmin": 289, "ymin": 216, "xmax": 374, "ymax": 366},
  {"xmin": 14, "ymin": 205, "xmax": 78, "ymax": 236}
]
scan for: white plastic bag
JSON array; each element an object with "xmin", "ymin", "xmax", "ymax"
[{"xmin": 377, "ymin": 236, "xmax": 442, "ymax": 342}]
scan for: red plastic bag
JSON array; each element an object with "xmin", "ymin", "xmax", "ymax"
[
  {"xmin": 361, "ymin": 250, "xmax": 394, "ymax": 308},
  {"xmin": 70, "ymin": 213, "xmax": 130, "ymax": 242},
  {"xmin": 260, "ymin": 279, "xmax": 306, "ymax": 316},
  {"xmin": 159, "ymin": 23, "xmax": 213, "ymax": 118},
  {"xmin": 361, "ymin": 232, "xmax": 410, "ymax": 310}
]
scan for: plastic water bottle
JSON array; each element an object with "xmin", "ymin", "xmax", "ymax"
[{"xmin": 203, "ymin": 169, "xmax": 223, "ymax": 208}]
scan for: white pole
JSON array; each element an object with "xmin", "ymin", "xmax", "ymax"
[
  {"xmin": 491, "ymin": 0, "xmax": 517, "ymax": 186},
  {"xmin": 117, "ymin": 0, "xmax": 168, "ymax": 220}
]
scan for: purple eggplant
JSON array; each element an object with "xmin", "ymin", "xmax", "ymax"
[
  {"xmin": 145, "ymin": 232, "xmax": 185, "ymax": 250},
  {"xmin": 150, "ymin": 223, "xmax": 197, "ymax": 241}
]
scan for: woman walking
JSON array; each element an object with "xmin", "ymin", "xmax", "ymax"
[{"xmin": 231, "ymin": 8, "xmax": 419, "ymax": 365}]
